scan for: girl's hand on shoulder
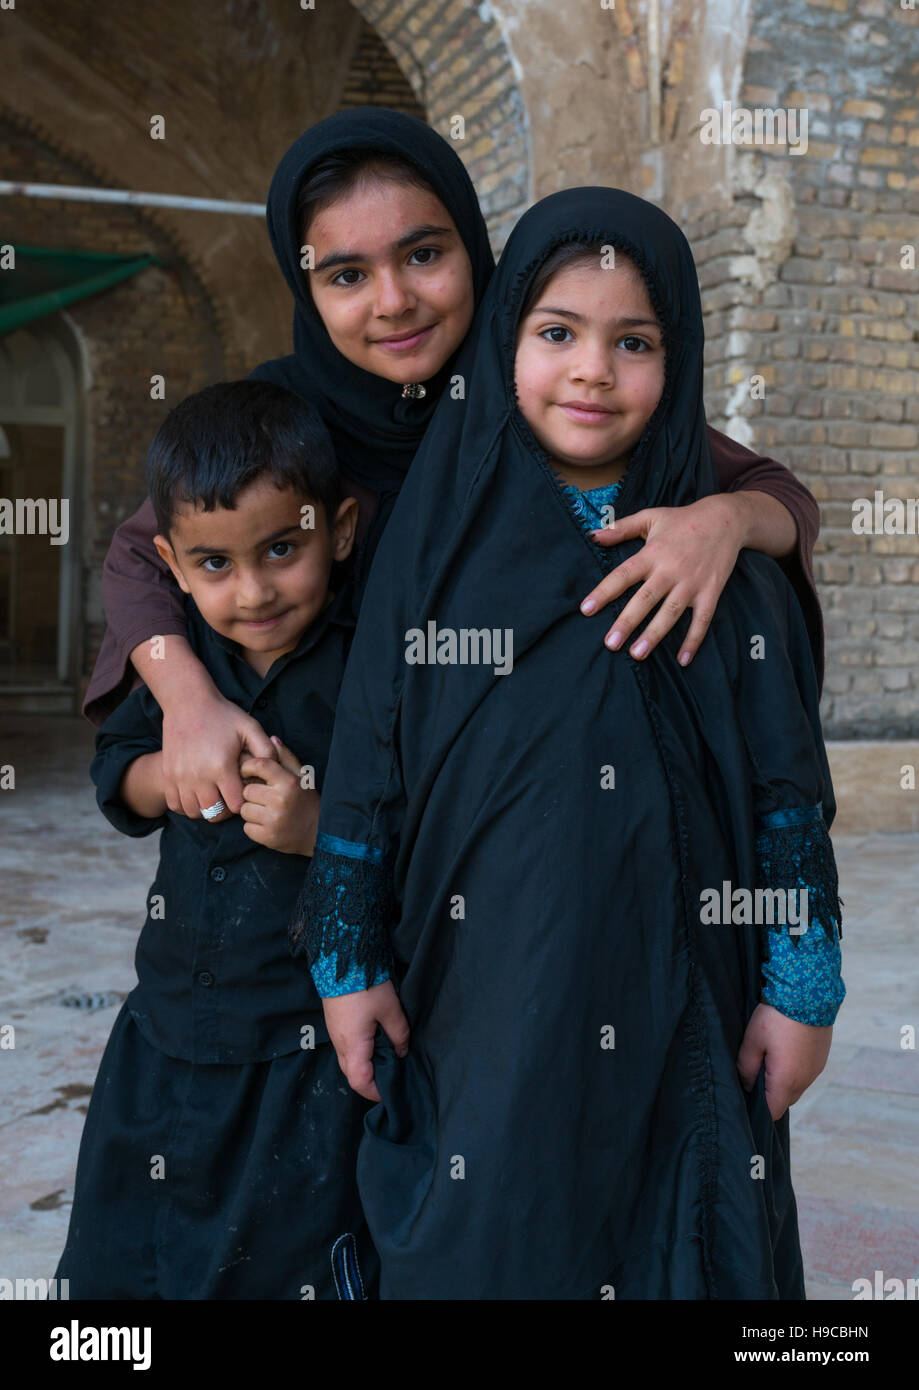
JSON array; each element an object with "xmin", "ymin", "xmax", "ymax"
[
  {"xmin": 580, "ymin": 494, "xmax": 746, "ymax": 666},
  {"xmin": 737, "ymin": 1001, "xmax": 833, "ymax": 1121},
  {"xmin": 161, "ymin": 688, "xmax": 276, "ymax": 822}
]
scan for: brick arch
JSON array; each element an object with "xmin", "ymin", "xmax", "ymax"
[
  {"xmin": 349, "ymin": 0, "xmax": 532, "ymax": 249},
  {"xmin": 0, "ymin": 99, "xmax": 231, "ymax": 369},
  {"xmin": 339, "ymin": 17, "xmax": 427, "ymax": 120}
]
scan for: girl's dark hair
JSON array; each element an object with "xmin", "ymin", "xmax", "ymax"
[
  {"xmin": 296, "ymin": 149, "xmax": 438, "ymax": 241},
  {"xmin": 518, "ymin": 240, "xmax": 654, "ymax": 324},
  {"xmin": 147, "ymin": 380, "xmax": 343, "ymax": 539}
]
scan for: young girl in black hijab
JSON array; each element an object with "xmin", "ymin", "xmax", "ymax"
[{"xmin": 295, "ymin": 187, "xmax": 845, "ymax": 1300}]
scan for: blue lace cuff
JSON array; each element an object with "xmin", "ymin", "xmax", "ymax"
[
  {"xmin": 755, "ymin": 804, "xmax": 845, "ymax": 1026},
  {"xmin": 290, "ymin": 833, "xmax": 394, "ymax": 997},
  {"xmin": 754, "ymin": 804, "xmax": 843, "ymax": 945}
]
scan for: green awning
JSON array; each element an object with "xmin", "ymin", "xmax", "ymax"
[{"xmin": 0, "ymin": 245, "xmax": 161, "ymax": 334}]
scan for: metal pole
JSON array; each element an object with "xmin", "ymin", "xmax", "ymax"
[
  {"xmin": 0, "ymin": 181, "xmax": 266, "ymax": 216},
  {"xmin": 648, "ymin": 0, "xmax": 661, "ymax": 146}
]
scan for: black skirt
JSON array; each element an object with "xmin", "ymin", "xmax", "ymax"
[{"xmin": 55, "ymin": 1003, "xmax": 377, "ymax": 1299}]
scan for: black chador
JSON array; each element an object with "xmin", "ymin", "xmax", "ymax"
[{"xmin": 293, "ymin": 188, "xmax": 842, "ymax": 1300}]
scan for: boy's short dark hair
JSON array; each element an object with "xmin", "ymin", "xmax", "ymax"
[{"xmin": 147, "ymin": 380, "xmax": 343, "ymax": 538}]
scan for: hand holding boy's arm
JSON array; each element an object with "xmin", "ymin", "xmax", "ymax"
[
  {"xmin": 322, "ymin": 982, "xmax": 410, "ymax": 1102},
  {"xmin": 239, "ymin": 736, "xmax": 321, "ymax": 856},
  {"xmin": 736, "ymin": 1002, "xmax": 832, "ymax": 1122},
  {"xmin": 131, "ymin": 633, "xmax": 275, "ymax": 822}
]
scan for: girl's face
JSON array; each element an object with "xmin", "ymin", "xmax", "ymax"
[
  {"xmin": 306, "ymin": 178, "xmax": 475, "ymax": 385},
  {"xmin": 514, "ymin": 256, "xmax": 665, "ymax": 490}
]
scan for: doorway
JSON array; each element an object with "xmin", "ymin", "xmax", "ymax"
[{"xmin": 0, "ymin": 318, "xmax": 83, "ymax": 707}]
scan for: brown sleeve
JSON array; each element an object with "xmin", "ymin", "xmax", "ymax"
[
  {"xmin": 707, "ymin": 424, "xmax": 824, "ymax": 695},
  {"xmin": 82, "ymin": 496, "xmax": 188, "ymax": 727}
]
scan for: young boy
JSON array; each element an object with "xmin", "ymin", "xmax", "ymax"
[{"xmin": 54, "ymin": 380, "xmax": 382, "ymax": 1300}]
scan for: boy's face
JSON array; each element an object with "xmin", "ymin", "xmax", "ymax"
[
  {"xmin": 514, "ymin": 257, "xmax": 665, "ymax": 490},
  {"xmin": 154, "ymin": 477, "xmax": 357, "ymax": 673}
]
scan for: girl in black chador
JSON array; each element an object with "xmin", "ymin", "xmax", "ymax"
[{"xmin": 294, "ymin": 187, "xmax": 845, "ymax": 1300}]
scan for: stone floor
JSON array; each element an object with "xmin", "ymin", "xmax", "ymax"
[{"xmin": 1, "ymin": 714, "xmax": 917, "ymax": 1299}]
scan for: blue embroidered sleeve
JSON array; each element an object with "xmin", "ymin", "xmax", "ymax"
[
  {"xmin": 754, "ymin": 805, "xmax": 846, "ymax": 1027},
  {"xmin": 290, "ymin": 834, "xmax": 394, "ymax": 998},
  {"xmin": 761, "ymin": 922, "xmax": 845, "ymax": 1027}
]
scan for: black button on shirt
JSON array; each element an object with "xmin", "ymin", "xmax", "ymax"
[{"xmin": 91, "ymin": 587, "xmax": 355, "ymax": 1064}]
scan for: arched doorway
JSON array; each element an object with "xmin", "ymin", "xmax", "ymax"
[
  {"xmin": 349, "ymin": 0, "xmax": 532, "ymax": 248},
  {"xmin": 0, "ymin": 314, "xmax": 86, "ymax": 710}
]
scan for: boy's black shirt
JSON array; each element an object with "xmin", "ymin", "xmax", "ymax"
[{"xmin": 91, "ymin": 585, "xmax": 355, "ymax": 1064}]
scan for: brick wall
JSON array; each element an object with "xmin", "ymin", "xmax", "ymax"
[{"xmin": 680, "ymin": 0, "xmax": 919, "ymax": 737}]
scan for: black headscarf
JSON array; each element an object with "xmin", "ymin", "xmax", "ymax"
[
  {"xmin": 295, "ymin": 188, "xmax": 841, "ymax": 1299},
  {"xmin": 253, "ymin": 107, "xmax": 494, "ymax": 494}
]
